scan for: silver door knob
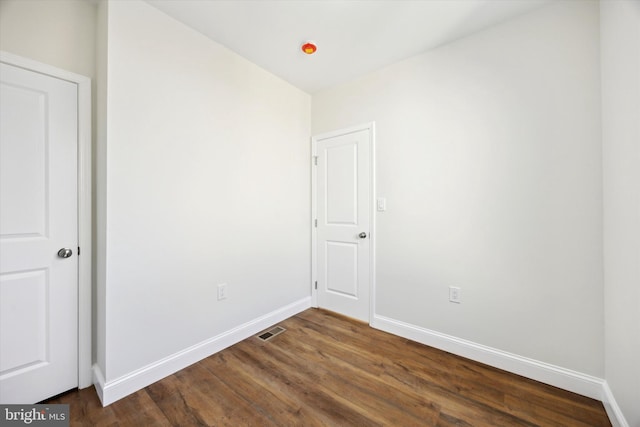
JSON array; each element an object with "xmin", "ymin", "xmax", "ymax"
[
  {"xmin": 57, "ymin": 248, "xmax": 73, "ymax": 258},
  {"xmin": 358, "ymin": 232, "xmax": 367, "ymax": 239}
]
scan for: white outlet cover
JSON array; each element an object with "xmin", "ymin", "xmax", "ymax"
[{"xmin": 449, "ymin": 286, "xmax": 461, "ymax": 303}]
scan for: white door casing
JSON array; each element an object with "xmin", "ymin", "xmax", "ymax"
[
  {"xmin": 312, "ymin": 123, "xmax": 375, "ymax": 323},
  {"xmin": 0, "ymin": 52, "xmax": 92, "ymax": 403}
]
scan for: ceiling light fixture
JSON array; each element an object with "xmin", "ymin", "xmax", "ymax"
[{"xmin": 301, "ymin": 42, "xmax": 317, "ymax": 55}]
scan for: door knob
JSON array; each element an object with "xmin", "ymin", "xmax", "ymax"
[
  {"xmin": 57, "ymin": 248, "xmax": 73, "ymax": 258},
  {"xmin": 358, "ymin": 232, "xmax": 367, "ymax": 239}
]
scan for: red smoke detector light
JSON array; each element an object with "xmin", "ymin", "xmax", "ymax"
[{"xmin": 301, "ymin": 42, "xmax": 317, "ymax": 55}]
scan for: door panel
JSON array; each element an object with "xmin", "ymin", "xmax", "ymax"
[
  {"xmin": 326, "ymin": 144, "xmax": 357, "ymax": 224},
  {"xmin": 0, "ymin": 84, "xmax": 47, "ymax": 237},
  {"xmin": 0, "ymin": 62, "xmax": 78, "ymax": 404},
  {"xmin": 326, "ymin": 241, "xmax": 358, "ymax": 298},
  {"xmin": 0, "ymin": 270, "xmax": 48, "ymax": 373},
  {"xmin": 316, "ymin": 127, "xmax": 371, "ymax": 322}
]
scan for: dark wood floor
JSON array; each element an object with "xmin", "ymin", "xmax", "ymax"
[{"xmin": 48, "ymin": 308, "xmax": 611, "ymax": 426}]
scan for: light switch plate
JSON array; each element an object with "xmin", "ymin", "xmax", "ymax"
[{"xmin": 377, "ymin": 198, "xmax": 386, "ymax": 211}]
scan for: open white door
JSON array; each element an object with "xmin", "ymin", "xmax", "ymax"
[
  {"xmin": 0, "ymin": 62, "xmax": 79, "ymax": 403},
  {"xmin": 313, "ymin": 124, "xmax": 374, "ymax": 323}
]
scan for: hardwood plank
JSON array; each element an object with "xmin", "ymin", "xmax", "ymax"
[
  {"xmin": 240, "ymin": 333, "xmax": 439, "ymax": 425},
  {"xmin": 108, "ymin": 390, "xmax": 171, "ymax": 427},
  {"xmin": 282, "ymin": 315, "xmax": 532, "ymax": 426},
  {"xmin": 46, "ymin": 386, "xmax": 120, "ymax": 427},
  {"xmin": 149, "ymin": 363, "xmax": 275, "ymax": 426},
  {"xmin": 454, "ymin": 361, "xmax": 609, "ymax": 426},
  {"xmin": 175, "ymin": 363, "xmax": 278, "ymax": 426},
  {"xmin": 271, "ymin": 318, "xmax": 442, "ymax": 423},
  {"xmin": 296, "ymin": 309, "xmax": 610, "ymax": 426},
  {"xmin": 45, "ymin": 308, "xmax": 611, "ymax": 426},
  {"xmin": 201, "ymin": 351, "xmax": 330, "ymax": 426},
  {"xmin": 228, "ymin": 341, "xmax": 383, "ymax": 426},
  {"xmin": 146, "ymin": 370, "xmax": 213, "ymax": 426}
]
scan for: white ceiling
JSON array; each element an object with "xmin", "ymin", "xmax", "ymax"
[{"xmin": 145, "ymin": 0, "xmax": 551, "ymax": 94}]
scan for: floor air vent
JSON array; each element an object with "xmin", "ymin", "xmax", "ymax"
[{"xmin": 257, "ymin": 326, "xmax": 286, "ymax": 342}]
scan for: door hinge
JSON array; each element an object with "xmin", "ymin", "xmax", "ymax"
[
  {"xmin": 78, "ymin": 246, "xmax": 80, "ymax": 256},
  {"xmin": 315, "ymin": 281, "xmax": 318, "ymax": 290},
  {"xmin": 314, "ymin": 219, "xmax": 317, "ymax": 227},
  {"xmin": 313, "ymin": 156, "xmax": 318, "ymax": 166}
]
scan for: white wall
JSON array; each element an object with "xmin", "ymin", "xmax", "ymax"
[
  {"xmin": 0, "ymin": 0, "xmax": 96, "ymax": 79},
  {"xmin": 313, "ymin": 0, "xmax": 603, "ymax": 376},
  {"xmin": 97, "ymin": 0, "xmax": 311, "ymax": 382},
  {"xmin": 95, "ymin": 0, "xmax": 108, "ymax": 376},
  {"xmin": 601, "ymin": 1, "xmax": 640, "ymax": 426}
]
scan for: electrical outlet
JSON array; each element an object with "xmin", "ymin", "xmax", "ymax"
[
  {"xmin": 449, "ymin": 286, "xmax": 461, "ymax": 303},
  {"xmin": 217, "ymin": 283, "xmax": 228, "ymax": 301}
]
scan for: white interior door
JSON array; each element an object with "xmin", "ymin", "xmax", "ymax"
[
  {"xmin": 315, "ymin": 126, "xmax": 372, "ymax": 322},
  {"xmin": 0, "ymin": 62, "xmax": 78, "ymax": 403}
]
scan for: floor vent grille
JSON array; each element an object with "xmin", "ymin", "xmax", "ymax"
[{"xmin": 257, "ymin": 326, "xmax": 286, "ymax": 342}]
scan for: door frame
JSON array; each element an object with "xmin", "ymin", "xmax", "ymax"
[
  {"xmin": 0, "ymin": 51, "xmax": 92, "ymax": 389},
  {"xmin": 311, "ymin": 122, "xmax": 376, "ymax": 324}
]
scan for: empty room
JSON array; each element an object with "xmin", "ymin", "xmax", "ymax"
[{"xmin": 0, "ymin": 0, "xmax": 638, "ymax": 425}]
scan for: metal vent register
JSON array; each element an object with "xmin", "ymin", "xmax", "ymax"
[{"xmin": 257, "ymin": 326, "xmax": 286, "ymax": 341}]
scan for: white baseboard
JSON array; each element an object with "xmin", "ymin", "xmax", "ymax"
[
  {"xmin": 94, "ymin": 297, "xmax": 311, "ymax": 406},
  {"xmin": 602, "ymin": 381, "xmax": 630, "ymax": 427},
  {"xmin": 92, "ymin": 363, "xmax": 106, "ymax": 404},
  {"xmin": 371, "ymin": 314, "xmax": 605, "ymax": 400},
  {"xmin": 92, "ymin": 300, "xmax": 628, "ymax": 426}
]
